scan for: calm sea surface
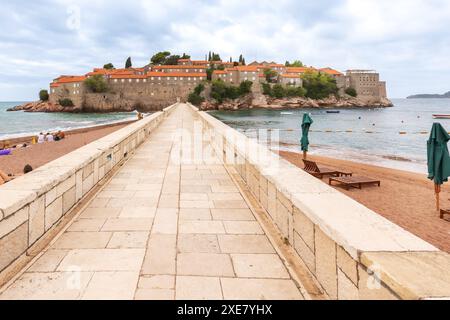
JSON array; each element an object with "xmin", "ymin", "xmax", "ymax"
[
  {"xmin": 209, "ymin": 99, "xmax": 450, "ymax": 173},
  {"xmin": 0, "ymin": 102, "xmax": 138, "ymax": 139}
]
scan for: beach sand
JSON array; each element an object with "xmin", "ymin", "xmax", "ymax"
[
  {"xmin": 279, "ymin": 150, "xmax": 450, "ymax": 253},
  {"xmin": 0, "ymin": 122, "xmax": 130, "ymax": 174}
]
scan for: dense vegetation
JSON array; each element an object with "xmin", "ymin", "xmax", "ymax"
[
  {"xmin": 345, "ymin": 87, "xmax": 357, "ymax": 97},
  {"xmin": 125, "ymin": 57, "xmax": 132, "ymax": 68},
  {"xmin": 84, "ymin": 75, "xmax": 109, "ymax": 93},
  {"xmin": 285, "ymin": 60, "xmax": 304, "ymax": 67},
  {"xmin": 301, "ymin": 71, "xmax": 338, "ymax": 99},
  {"xmin": 150, "ymin": 51, "xmax": 191, "ymax": 65},
  {"xmin": 263, "ymin": 68, "xmax": 278, "ymax": 83},
  {"xmin": 187, "ymin": 83, "xmax": 205, "ymax": 106},
  {"xmin": 210, "ymin": 80, "xmax": 253, "ymax": 103},
  {"xmin": 59, "ymin": 98, "xmax": 74, "ymax": 107},
  {"xmin": 103, "ymin": 63, "xmax": 114, "ymax": 70},
  {"xmin": 39, "ymin": 89, "xmax": 49, "ymax": 101},
  {"xmin": 262, "ymin": 83, "xmax": 306, "ymax": 98}
]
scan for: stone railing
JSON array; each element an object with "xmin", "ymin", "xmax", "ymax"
[
  {"xmin": 0, "ymin": 105, "xmax": 176, "ymax": 281},
  {"xmin": 191, "ymin": 104, "xmax": 450, "ymax": 300}
]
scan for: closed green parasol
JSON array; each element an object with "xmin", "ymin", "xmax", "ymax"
[
  {"xmin": 301, "ymin": 113, "xmax": 314, "ymax": 159},
  {"xmin": 427, "ymin": 122, "xmax": 450, "ymax": 212}
]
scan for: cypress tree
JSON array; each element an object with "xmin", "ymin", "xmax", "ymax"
[{"xmin": 125, "ymin": 57, "xmax": 132, "ymax": 68}]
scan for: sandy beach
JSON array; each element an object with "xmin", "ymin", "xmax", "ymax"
[
  {"xmin": 279, "ymin": 150, "xmax": 450, "ymax": 253},
  {"xmin": 0, "ymin": 122, "xmax": 131, "ymax": 174}
]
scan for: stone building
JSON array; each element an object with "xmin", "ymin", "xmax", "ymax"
[{"xmin": 345, "ymin": 70, "xmax": 387, "ymax": 99}]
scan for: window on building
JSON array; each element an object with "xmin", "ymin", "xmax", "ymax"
[{"xmin": 121, "ymin": 79, "xmax": 125, "ymax": 83}]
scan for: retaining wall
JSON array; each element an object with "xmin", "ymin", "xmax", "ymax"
[
  {"xmin": 191, "ymin": 104, "xmax": 450, "ymax": 300},
  {"xmin": 0, "ymin": 103, "xmax": 178, "ymax": 279}
]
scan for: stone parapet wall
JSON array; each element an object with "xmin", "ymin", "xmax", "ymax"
[
  {"xmin": 189, "ymin": 103, "xmax": 450, "ymax": 300},
  {"xmin": 0, "ymin": 104, "xmax": 178, "ymax": 279}
]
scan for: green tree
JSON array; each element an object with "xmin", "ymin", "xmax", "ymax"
[
  {"xmin": 211, "ymin": 53, "xmax": 221, "ymax": 61},
  {"xmin": 125, "ymin": 57, "xmax": 132, "ymax": 68},
  {"xmin": 59, "ymin": 98, "xmax": 74, "ymax": 107},
  {"xmin": 285, "ymin": 60, "xmax": 304, "ymax": 67},
  {"xmin": 181, "ymin": 53, "xmax": 191, "ymax": 59},
  {"xmin": 206, "ymin": 67, "xmax": 214, "ymax": 81},
  {"xmin": 301, "ymin": 71, "xmax": 338, "ymax": 99},
  {"xmin": 84, "ymin": 75, "xmax": 109, "ymax": 93},
  {"xmin": 103, "ymin": 63, "xmax": 114, "ymax": 69},
  {"xmin": 241, "ymin": 58, "xmax": 246, "ymax": 65},
  {"xmin": 238, "ymin": 80, "xmax": 253, "ymax": 95},
  {"xmin": 194, "ymin": 83, "xmax": 205, "ymax": 95},
  {"xmin": 263, "ymin": 68, "xmax": 278, "ymax": 83},
  {"xmin": 151, "ymin": 51, "xmax": 171, "ymax": 65},
  {"xmin": 239, "ymin": 54, "xmax": 243, "ymax": 63},
  {"xmin": 164, "ymin": 55, "xmax": 181, "ymax": 65},
  {"xmin": 188, "ymin": 93, "xmax": 205, "ymax": 106},
  {"xmin": 261, "ymin": 83, "xmax": 273, "ymax": 96},
  {"xmin": 39, "ymin": 89, "xmax": 49, "ymax": 101},
  {"xmin": 272, "ymin": 84, "xmax": 285, "ymax": 99},
  {"xmin": 208, "ymin": 51, "xmax": 212, "ymax": 61},
  {"xmin": 345, "ymin": 87, "xmax": 357, "ymax": 97}
]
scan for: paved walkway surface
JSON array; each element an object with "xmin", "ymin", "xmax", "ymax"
[{"xmin": 0, "ymin": 104, "xmax": 304, "ymax": 300}]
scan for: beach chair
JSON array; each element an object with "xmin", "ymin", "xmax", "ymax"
[
  {"xmin": 302, "ymin": 159, "xmax": 352, "ymax": 179},
  {"xmin": 440, "ymin": 209, "xmax": 450, "ymax": 219},
  {"xmin": 329, "ymin": 176, "xmax": 381, "ymax": 190}
]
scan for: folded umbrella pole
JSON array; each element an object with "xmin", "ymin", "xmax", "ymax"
[
  {"xmin": 301, "ymin": 114, "xmax": 313, "ymax": 159},
  {"xmin": 427, "ymin": 123, "xmax": 450, "ymax": 213}
]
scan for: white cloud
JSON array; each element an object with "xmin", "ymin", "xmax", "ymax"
[{"xmin": 0, "ymin": 0, "xmax": 449, "ymax": 100}]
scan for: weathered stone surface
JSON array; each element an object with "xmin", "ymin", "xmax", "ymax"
[
  {"xmin": 315, "ymin": 226, "xmax": 337, "ymax": 299},
  {"xmin": 361, "ymin": 252, "xmax": 450, "ymax": 300},
  {"xmin": 28, "ymin": 196, "xmax": 45, "ymax": 245},
  {"xmin": 45, "ymin": 197, "xmax": 63, "ymax": 231},
  {"xmin": 0, "ymin": 222, "xmax": 28, "ymax": 272}
]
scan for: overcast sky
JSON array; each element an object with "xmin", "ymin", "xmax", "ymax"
[{"xmin": 1, "ymin": 0, "xmax": 449, "ymax": 100}]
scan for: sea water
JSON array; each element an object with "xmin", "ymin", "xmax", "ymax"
[
  {"xmin": 0, "ymin": 102, "xmax": 139, "ymax": 139},
  {"xmin": 209, "ymin": 99, "xmax": 450, "ymax": 173}
]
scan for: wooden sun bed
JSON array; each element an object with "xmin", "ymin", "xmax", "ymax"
[
  {"xmin": 440, "ymin": 209, "xmax": 450, "ymax": 220},
  {"xmin": 303, "ymin": 159, "xmax": 352, "ymax": 179},
  {"xmin": 329, "ymin": 176, "xmax": 381, "ymax": 190}
]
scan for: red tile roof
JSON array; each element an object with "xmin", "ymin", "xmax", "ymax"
[
  {"xmin": 153, "ymin": 65, "xmax": 207, "ymax": 70},
  {"xmin": 319, "ymin": 68, "xmax": 343, "ymax": 76},
  {"xmin": 212, "ymin": 70, "xmax": 227, "ymax": 75},
  {"xmin": 110, "ymin": 74, "xmax": 147, "ymax": 79},
  {"xmin": 146, "ymin": 72, "xmax": 206, "ymax": 78}
]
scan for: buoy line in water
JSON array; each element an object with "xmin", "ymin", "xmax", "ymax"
[{"xmin": 239, "ymin": 128, "xmax": 443, "ymax": 135}]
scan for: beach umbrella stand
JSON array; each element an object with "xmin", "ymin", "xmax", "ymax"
[
  {"xmin": 301, "ymin": 114, "xmax": 313, "ymax": 160},
  {"xmin": 427, "ymin": 122, "xmax": 450, "ymax": 215}
]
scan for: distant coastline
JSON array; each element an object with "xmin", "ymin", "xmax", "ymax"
[{"xmin": 407, "ymin": 91, "xmax": 450, "ymax": 99}]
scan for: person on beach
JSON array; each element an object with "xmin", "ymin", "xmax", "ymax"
[
  {"xmin": 37, "ymin": 132, "xmax": 45, "ymax": 144},
  {"xmin": 46, "ymin": 132, "xmax": 54, "ymax": 142},
  {"xmin": 0, "ymin": 169, "xmax": 11, "ymax": 185},
  {"xmin": 23, "ymin": 164, "xmax": 33, "ymax": 174},
  {"xmin": 54, "ymin": 130, "xmax": 65, "ymax": 141}
]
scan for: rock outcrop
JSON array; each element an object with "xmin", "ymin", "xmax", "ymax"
[
  {"xmin": 198, "ymin": 94, "xmax": 393, "ymax": 111},
  {"xmin": 7, "ymin": 101, "xmax": 81, "ymax": 113}
]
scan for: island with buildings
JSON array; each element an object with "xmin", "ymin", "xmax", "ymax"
[{"xmin": 9, "ymin": 53, "xmax": 392, "ymax": 113}]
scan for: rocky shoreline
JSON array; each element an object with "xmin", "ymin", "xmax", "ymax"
[
  {"xmin": 9, "ymin": 94, "xmax": 393, "ymax": 113},
  {"xmin": 7, "ymin": 101, "xmax": 82, "ymax": 113},
  {"xmin": 200, "ymin": 94, "xmax": 393, "ymax": 111}
]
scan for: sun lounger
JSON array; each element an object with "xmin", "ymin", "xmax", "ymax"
[
  {"xmin": 303, "ymin": 159, "xmax": 352, "ymax": 179},
  {"xmin": 440, "ymin": 209, "xmax": 450, "ymax": 219},
  {"xmin": 329, "ymin": 176, "xmax": 381, "ymax": 190}
]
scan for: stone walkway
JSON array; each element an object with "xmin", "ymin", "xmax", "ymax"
[{"xmin": 0, "ymin": 104, "xmax": 304, "ymax": 300}]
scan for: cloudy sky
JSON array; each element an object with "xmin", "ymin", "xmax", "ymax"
[{"xmin": 1, "ymin": 0, "xmax": 449, "ymax": 100}]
